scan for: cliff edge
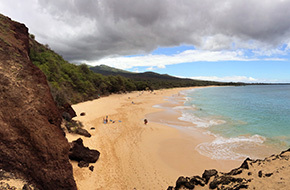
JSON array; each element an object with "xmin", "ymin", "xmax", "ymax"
[{"xmin": 0, "ymin": 14, "xmax": 76, "ymax": 189}]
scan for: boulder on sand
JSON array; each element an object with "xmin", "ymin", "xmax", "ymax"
[
  {"xmin": 75, "ymin": 128, "xmax": 91, "ymax": 137},
  {"xmin": 69, "ymin": 138, "xmax": 100, "ymax": 163}
]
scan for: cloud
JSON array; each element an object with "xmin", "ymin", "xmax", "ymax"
[
  {"xmin": 189, "ymin": 76, "xmax": 259, "ymax": 83},
  {"xmin": 85, "ymin": 49, "xmax": 254, "ymax": 69},
  {"xmin": 185, "ymin": 76, "xmax": 284, "ymax": 83},
  {"xmin": 1, "ymin": 0, "xmax": 290, "ymax": 62},
  {"xmin": 146, "ymin": 67, "xmax": 155, "ymax": 71}
]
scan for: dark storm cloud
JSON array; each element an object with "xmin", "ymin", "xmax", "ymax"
[{"xmin": 6, "ymin": 0, "xmax": 290, "ymax": 62}]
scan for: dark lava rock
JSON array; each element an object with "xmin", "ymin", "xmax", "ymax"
[
  {"xmin": 280, "ymin": 148, "xmax": 290, "ymax": 155},
  {"xmin": 61, "ymin": 103, "xmax": 77, "ymax": 118},
  {"xmin": 89, "ymin": 166, "xmax": 94, "ymax": 172},
  {"xmin": 90, "ymin": 127, "xmax": 95, "ymax": 130},
  {"xmin": 76, "ymin": 128, "xmax": 91, "ymax": 137},
  {"xmin": 265, "ymin": 173, "xmax": 273, "ymax": 177},
  {"xmin": 209, "ymin": 176, "xmax": 244, "ymax": 189},
  {"xmin": 78, "ymin": 161, "xmax": 89, "ymax": 168},
  {"xmin": 258, "ymin": 170, "xmax": 263, "ymax": 178},
  {"xmin": 184, "ymin": 182, "xmax": 195, "ymax": 189},
  {"xmin": 235, "ymin": 184, "xmax": 249, "ymax": 189},
  {"xmin": 175, "ymin": 176, "xmax": 195, "ymax": 190},
  {"xmin": 0, "ymin": 14, "xmax": 76, "ymax": 190},
  {"xmin": 22, "ymin": 184, "xmax": 33, "ymax": 190},
  {"xmin": 202, "ymin": 169, "xmax": 218, "ymax": 184},
  {"xmin": 62, "ymin": 112, "xmax": 72, "ymax": 122},
  {"xmin": 190, "ymin": 175, "xmax": 205, "ymax": 186},
  {"xmin": 175, "ymin": 176, "xmax": 187, "ymax": 188},
  {"xmin": 69, "ymin": 138, "xmax": 100, "ymax": 163},
  {"xmin": 60, "ymin": 103, "xmax": 77, "ymax": 121},
  {"xmin": 240, "ymin": 158, "xmax": 252, "ymax": 170},
  {"xmin": 167, "ymin": 186, "xmax": 174, "ymax": 190},
  {"xmin": 80, "ymin": 112, "xmax": 86, "ymax": 116},
  {"xmin": 226, "ymin": 168, "xmax": 243, "ymax": 176}
]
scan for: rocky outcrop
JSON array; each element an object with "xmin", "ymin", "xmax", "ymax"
[
  {"xmin": 64, "ymin": 119, "xmax": 92, "ymax": 137},
  {"xmin": 169, "ymin": 148, "xmax": 290, "ymax": 190},
  {"xmin": 60, "ymin": 103, "xmax": 77, "ymax": 121},
  {"xmin": 69, "ymin": 138, "xmax": 100, "ymax": 164},
  {"xmin": 0, "ymin": 14, "xmax": 76, "ymax": 189},
  {"xmin": 75, "ymin": 128, "xmax": 92, "ymax": 137}
]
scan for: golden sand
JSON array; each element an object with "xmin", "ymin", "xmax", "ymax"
[{"xmin": 66, "ymin": 87, "xmax": 241, "ymax": 189}]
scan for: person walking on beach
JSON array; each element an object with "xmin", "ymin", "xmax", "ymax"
[
  {"xmin": 103, "ymin": 115, "xmax": 108, "ymax": 124},
  {"xmin": 144, "ymin": 119, "xmax": 148, "ymax": 125}
]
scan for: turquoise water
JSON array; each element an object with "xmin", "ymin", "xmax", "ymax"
[{"xmin": 179, "ymin": 85, "xmax": 290, "ymax": 160}]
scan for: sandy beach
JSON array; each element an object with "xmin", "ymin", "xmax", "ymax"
[{"xmin": 66, "ymin": 87, "xmax": 241, "ymax": 190}]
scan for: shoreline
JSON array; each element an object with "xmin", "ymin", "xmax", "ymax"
[
  {"xmin": 146, "ymin": 87, "xmax": 242, "ymax": 175},
  {"xmin": 66, "ymin": 87, "xmax": 241, "ymax": 189}
]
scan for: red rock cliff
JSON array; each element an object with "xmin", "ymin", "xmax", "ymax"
[{"xmin": 0, "ymin": 14, "xmax": 77, "ymax": 189}]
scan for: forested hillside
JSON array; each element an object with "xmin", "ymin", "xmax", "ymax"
[
  {"xmin": 29, "ymin": 35, "xmax": 150, "ymax": 105},
  {"xmin": 29, "ymin": 35, "xmax": 243, "ymax": 106},
  {"xmin": 90, "ymin": 65, "xmax": 243, "ymax": 89}
]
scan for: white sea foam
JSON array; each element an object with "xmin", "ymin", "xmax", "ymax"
[
  {"xmin": 178, "ymin": 112, "xmax": 225, "ymax": 128},
  {"xmin": 181, "ymin": 88, "xmax": 197, "ymax": 95},
  {"xmin": 179, "ymin": 91, "xmax": 188, "ymax": 96},
  {"xmin": 153, "ymin": 104, "xmax": 162, "ymax": 108},
  {"xmin": 184, "ymin": 97, "xmax": 192, "ymax": 102},
  {"xmin": 172, "ymin": 106, "xmax": 192, "ymax": 110},
  {"xmin": 196, "ymin": 135, "xmax": 266, "ymax": 160}
]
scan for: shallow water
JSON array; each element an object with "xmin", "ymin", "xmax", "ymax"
[
  {"xmin": 149, "ymin": 85, "xmax": 290, "ymax": 161},
  {"xmin": 179, "ymin": 85, "xmax": 290, "ymax": 160}
]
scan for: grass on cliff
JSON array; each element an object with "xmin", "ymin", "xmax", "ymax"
[{"xmin": 28, "ymin": 35, "xmax": 150, "ymax": 105}]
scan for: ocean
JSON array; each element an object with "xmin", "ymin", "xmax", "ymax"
[{"xmin": 151, "ymin": 85, "xmax": 290, "ymax": 161}]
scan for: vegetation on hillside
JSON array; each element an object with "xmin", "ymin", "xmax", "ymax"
[
  {"xmin": 90, "ymin": 65, "xmax": 244, "ymax": 89},
  {"xmin": 29, "ymin": 35, "xmax": 244, "ymax": 106},
  {"xmin": 29, "ymin": 36, "xmax": 149, "ymax": 105}
]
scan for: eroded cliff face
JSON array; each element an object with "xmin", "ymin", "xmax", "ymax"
[{"xmin": 0, "ymin": 14, "xmax": 77, "ymax": 189}]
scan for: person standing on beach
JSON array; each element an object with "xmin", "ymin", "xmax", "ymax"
[
  {"xmin": 144, "ymin": 119, "xmax": 148, "ymax": 125},
  {"xmin": 103, "ymin": 115, "xmax": 108, "ymax": 124}
]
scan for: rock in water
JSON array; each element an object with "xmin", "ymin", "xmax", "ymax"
[
  {"xmin": 69, "ymin": 138, "xmax": 100, "ymax": 163},
  {"xmin": 0, "ymin": 14, "xmax": 76, "ymax": 190}
]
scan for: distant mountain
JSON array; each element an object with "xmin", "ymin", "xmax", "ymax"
[
  {"xmin": 90, "ymin": 65, "xmax": 180, "ymax": 81},
  {"xmin": 90, "ymin": 64, "xmax": 132, "ymax": 74},
  {"xmin": 90, "ymin": 64, "xmax": 177, "ymax": 79},
  {"xmin": 90, "ymin": 65, "xmax": 244, "ymax": 89}
]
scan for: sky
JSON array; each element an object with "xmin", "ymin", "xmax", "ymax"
[{"xmin": 1, "ymin": 0, "xmax": 290, "ymax": 83}]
